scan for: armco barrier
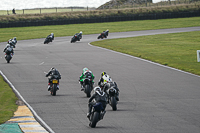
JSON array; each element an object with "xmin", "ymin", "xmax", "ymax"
[{"xmin": 0, "ymin": 11, "xmax": 200, "ymax": 28}]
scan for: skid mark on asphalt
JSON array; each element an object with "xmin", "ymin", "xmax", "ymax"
[{"xmin": 6, "ymin": 105, "xmax": 48, "ymax": 133}]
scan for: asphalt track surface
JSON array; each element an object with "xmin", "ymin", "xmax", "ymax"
[{"xmin": 1, "ymin": 27, "xmax": 200, "ymax": 133}]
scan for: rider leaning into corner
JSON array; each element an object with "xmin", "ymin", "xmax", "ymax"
[
  {"xmin": 79, "ymin": 67, "xmax": 95, "ymax": 91},
  {"xmin": 3, "ymin": 43, "xmax": 14, "ymax": 57},
  {"xmin": 87, "ymin": 86, "xmax": 107, "ymax": 119},
  {"xmin": 98, "ymin": 72, "xmax": 119, "ymax": 101},
  {"xmin": 45, "ymin": 67, "xmax": 61, "ymax": 91}
]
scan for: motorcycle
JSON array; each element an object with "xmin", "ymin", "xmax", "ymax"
[
  {"xmin": 5, "ymin": 53, "xmax": 12, "ymax": 63},
  {"xmin": 89, "ymin": 102, "xmax": 106, "ymax": 128},
  {"xmin": 106, "ymin": 87, "xmax": 118, "ymax": 111},
  {"xmin": 82, "ymin": 77, "xmax": 93, "ymax": 97},
  {"xmin": 44, "ymin": 36, "xmax": 53, "ymax": 44},
  {"xmin": 97, "ymin": 30, "xmax": 109, "ymax": 39},
  {"xmin": 71, "ymin": 33, "xmax": 82, "ymax": 43},
  {"xmin": 49, "ymin": 75, "xmax": 60, "ymax": 96}
]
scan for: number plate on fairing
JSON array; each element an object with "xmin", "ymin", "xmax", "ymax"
[{"xmin": 52, "ymin": 79, "xmax": 58, "ymax": 83}]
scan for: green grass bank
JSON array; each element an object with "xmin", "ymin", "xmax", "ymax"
[
  {"xmin": 0, "ymin": 17, "xmax": 200, "ymax": 43},
  {"xmin": 0, "ymin": 76, "xmax": 18, "ymax": 124}
]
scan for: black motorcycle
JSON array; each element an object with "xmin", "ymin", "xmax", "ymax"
[
  {"xmin": 106, "ymin": 87, "xmax": 118, "ymax": 111},
  {"xmin": 44, "ymin": 37, "xmax": 53, "ymax": 44},
  {"xmin": 97, "ymin": 30, "xmax": 109, "ymax": 39},
  {"xmin": 49, "ymin": 75, "xmax": 59, "ymax": 96},
  {"xmin": 71, "ymin": 33, "xmax": 82, "ymax": 43},
  {"xmin": 82, "ymin": 77, "xmax": 93, "ymax": 97},
  {"xmin": 89, "ymin": 102, "xmax": 106, "ymax": 128},
  {"xmin": 4, "ymin": 49, "xmax": 13, "ymax": 63}
]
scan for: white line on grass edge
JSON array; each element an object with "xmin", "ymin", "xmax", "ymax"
[
  {"xmin": 88, "ymin": 43, "xmax": 200, "ymax": 78},
  {"xmin": 0, "ymin": 70, "xmax": 55, "ymax": 133}
]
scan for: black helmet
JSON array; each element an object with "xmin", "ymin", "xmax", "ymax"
[
  {"xmin": 101, "ymin": 72, "xmax": 106, "ymax": 77},
  {"xmin": 51, "ymin": 67, "xmax": 55, "ymax": 71}
]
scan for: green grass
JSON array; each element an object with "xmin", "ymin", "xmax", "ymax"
[
  {"xmin": 0, "ymin": 17, "xmax": 200, "ymax": 43},
  {"xmin": 0, "ymin": 76, "xmax": 18, "ymax": 124},
  {"xmin": 91, "ymin": 31, "xmax": 200, "ymax": 75}
]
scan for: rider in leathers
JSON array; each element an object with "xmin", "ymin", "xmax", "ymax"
[
  {"xmin": 46, "ymin": 67, "xmax": 61, "ymax": 91},
  {"xmin": 87, "ymin": 86, "xmax": 107, "ymax": 119},
  {"xmin": 3, "ymin": 44, "xmax": 14, "ymax": 57},
  {"xmin": 98, "ymin": 72, "xmax": 119, "ymax": 101},
  {"xmin": 46, "ymin": 33, "xmax": 54, "ymax": 42},
  {"xmin": 79, "ymin": 67, "xmax": 95, "ymax": 91}
]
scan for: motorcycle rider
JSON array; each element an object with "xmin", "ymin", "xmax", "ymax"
[
  {"xmin": 98, "ymin": 72, "xmax": 119, "ymax": 101},
  {"xmin": 3, "ymin": 43, "xmax": 14, "ymax": 57},
  {"xmin": 46, "ymin": 33, "xmax": 54, "ymax": 42},
  {"xmin": 102, "ymin": 29, "xmax": 109, "ymax": 38},
  {"xmin": 87, "ymin": 86, "xmax": 107, "ymax": 119},
  {"xmin": 79, "ymin": 67, "xmax": 95, "ymax": 91},
  {"xmin": 75, "ymin": 31, "xmax": 82, "ymax": 41},
  {"xmin": 45, "ymin": 67, "xmax": 61, "ymax": 91}
]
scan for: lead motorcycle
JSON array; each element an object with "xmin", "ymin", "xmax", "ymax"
[
  {"xmin": 97, "ymin": 30, "xmax": 109, "ymax": 39},
  {"xmin": 106, "ymin": 86, "xmax": 118, "ymax": 111},
  {"xmin": 49, "ymin": 75, "xmax": 60, "ymax": 96},
  {"xmin": 89, "ymin": 102, "xmax": 106, "ymax": 128}
]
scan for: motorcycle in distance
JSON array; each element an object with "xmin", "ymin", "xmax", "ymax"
[
  {"xmin": 80, "ymin": 76, "xmax": 93, "ymax": 97},
  {"xmin": 48, "ymin": 75, "xmax": 60, "ymax": 96},
  {"xmin": 71, "ymin": 31, "xmax": 82, "ymax": 43},
  {"xmin": 89, "ymin": 102, "xmax": 105, "ymax": 128},
  {"xmin": 97, "ymin": 29, "xmax": 109, "ymax": 39},
  {"xmin": 44, "ymin": 36, "xmax": 53, "ymax": 44},
  {"xmin": 106, "ymin": 86, "xmax": 118, "ymax": 111}
]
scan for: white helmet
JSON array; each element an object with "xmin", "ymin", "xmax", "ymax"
[
  {"xmin": 94, "ymin": 86, "xmax": 101, "ymax": 93},
  {"xmin": 80, "ymin": 31, "xmax": 82, "ymax": 34}
]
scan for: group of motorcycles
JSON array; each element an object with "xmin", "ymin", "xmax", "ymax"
[
  {"xmin": 79, "ymin": 73, "xmax": 119, "ymax": 128},
  {"xmin": 44, "ymin": 30, "xmax": 109, "ymax": 44},
  {"xmin": 3, "ymin": 37, "xmax": 17, "ymax": 63}
]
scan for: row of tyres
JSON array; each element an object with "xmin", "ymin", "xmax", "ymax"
[
  {"xmin": 43, "ymin": 30, "xmax": 109, "ymax": 44},
  {"xmin": 80, "ymin": 73, "xmax": 118, "ymax": 128}
]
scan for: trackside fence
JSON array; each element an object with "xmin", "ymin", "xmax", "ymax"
[{"xmin": 0, "ymin": 11, "xmax": 200, "ymax": 28}]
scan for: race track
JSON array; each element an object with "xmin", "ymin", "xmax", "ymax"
[{"xmin": 1, "ymin": 27, "xmax": 200, "ymax": 133}]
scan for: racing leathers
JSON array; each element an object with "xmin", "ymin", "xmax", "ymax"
[
  {"xmin": 87, "ymin": 88, "xmax": 107, "ymax": 119},
  {"xmin": 46, "ymin": 68, "xmax": 61, "ymax": 91}
]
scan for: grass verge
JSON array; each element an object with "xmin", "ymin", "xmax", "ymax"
[
  {"xmin": 0, "ymin": 17, "xmax": 200, "ymax": 43},
  {"xmin": 91, "ymin": 31, "xmax": 200, "ymax": 75},
  {"xmin": 0, "ymin": 75, "xmax": 18, "ymax": 124}
]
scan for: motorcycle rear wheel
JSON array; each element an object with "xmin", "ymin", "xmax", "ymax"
[
  {"xmin": 90, "ymin": 112, "xmax": 99, "ymax": 128},
  {"xmin": 111, "ymin": 96, "xmax": 117, "ymax": 111}
]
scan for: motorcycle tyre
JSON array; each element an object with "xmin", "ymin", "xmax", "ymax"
[
  {"xmin": 52, "ymin": 84, "xmax": 57, "ymax": 96},
  {"xmin": 6, "ymin": 55, "xmax": 11, "ymax": 63},
  {"xmin": 111, "ymin": 96, "xmax": 117, "ymax": 111},
  {"xmin": 90, "ymin": 112, "xmax": 99, "ymax": 128},
  {"xmin": 85, "ymin": 84, "xmax": 91, "ymax": 97}
]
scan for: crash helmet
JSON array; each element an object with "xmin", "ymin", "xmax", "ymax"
[
  {"xmin": 51, "ymin": 67, "xmax": 55, "ymax": 71},
  {"xmin": 51, "ymin": 33, "xmax": 54, "ymax": 35},
  {"xmin": 94, "ymin": 86, "xmax": 101, "ymax": 93},
  {"xmin": 83, "ymin": 67, "xmax": 88, "ymax": 73},
  {"xmin": 6, "ymin": 44, "xmax": 11, "ymax": 47},
  {"xmin": 80, "ymin": 31, "xmax": 82, "ymax": 34},
  {"xmin": 13, "ymin": 37, "xmax": 17, "ymax": 40},
  {"xmin": 102, "ymin": 74, "xmax": 112, "ymax": 84},
  {"xmin": 101, "ymin": 72, "xmax": 106, "ymax": 77}
]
